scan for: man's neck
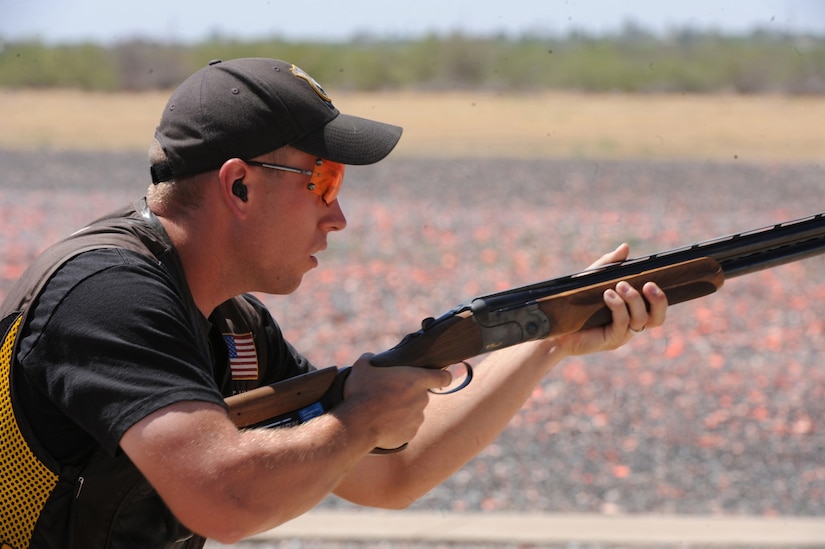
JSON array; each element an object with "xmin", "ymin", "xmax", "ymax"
[{"xmin": 153, "ymin": 210, "xmax": 240, "ymax": 318}]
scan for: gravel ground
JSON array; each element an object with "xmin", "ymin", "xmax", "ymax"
[{"xmin": 2, "ymin": 150, "xmax": 824, "ymax": 546}]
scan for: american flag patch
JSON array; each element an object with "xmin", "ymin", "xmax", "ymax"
[{"xmin": 223, "ymin": 332, "xmax": 259, "ymax": 380}]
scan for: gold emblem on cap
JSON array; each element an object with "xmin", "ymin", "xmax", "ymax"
[{"xmin": 290, "ymin": 64, "xmax": 333, "ymax": 103}]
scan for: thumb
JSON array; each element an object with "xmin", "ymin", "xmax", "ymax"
[{"xmin": 587, "ymin": 243, "xmax": 630, "ymax": 270}]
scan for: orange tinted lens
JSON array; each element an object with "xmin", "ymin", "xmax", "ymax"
[{"xmin": 309, "ymin": 160, "xmax": 345, "ymax": 204}]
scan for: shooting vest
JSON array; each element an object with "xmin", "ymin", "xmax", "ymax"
[{"xmin": 0, "ymin": 199, "xmax": 211, "ymax": 548}]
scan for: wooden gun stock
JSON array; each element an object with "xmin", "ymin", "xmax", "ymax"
[
  {"xmin": 225, "ymin": 366, "xmax": 340, "ymax": 428},
  {"xmin": 537, "ymin": 257, "xmax": 724, "ymax": 335}
]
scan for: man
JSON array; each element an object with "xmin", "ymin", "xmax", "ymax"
[{"xmin": 0, "ymin": 58, "xmax": 667, "ymax": 547}]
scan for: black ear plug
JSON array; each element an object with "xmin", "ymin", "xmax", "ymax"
[{"xmin": 232, "ymin": 179, "xmax": 248, "ymax": 202}]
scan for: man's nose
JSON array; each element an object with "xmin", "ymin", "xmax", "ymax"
[{"xmin": 323, "ymin": 199, "xmax": 347, "ymax": 231}]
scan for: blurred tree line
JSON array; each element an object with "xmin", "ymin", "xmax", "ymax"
[{"xmin": 1, "ymin": 28, "xmax": 824, "ymax": 94}]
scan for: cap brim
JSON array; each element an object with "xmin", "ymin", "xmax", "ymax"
[{"xmin": 292, "ymin": 113, "xmax": 403, "ymax": 165}]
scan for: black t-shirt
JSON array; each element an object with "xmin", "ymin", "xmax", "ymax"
[{"xmin": 14, "ymin": 247, "xmax": 312, "ymax": 465}]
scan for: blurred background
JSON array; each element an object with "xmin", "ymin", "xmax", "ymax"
[
  {"xmin": 2, "ymin": 0, "xmax": 825, "ymax": 545},
  {"xmin": 1, "ymin": 0, "xmax": 824, "ymax": 93}
]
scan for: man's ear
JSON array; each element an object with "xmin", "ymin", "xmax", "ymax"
[{"xmin": 218, "ymin": 159, "xmax": 250, "ymax": 212}]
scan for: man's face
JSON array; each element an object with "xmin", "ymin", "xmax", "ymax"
[{"xmin": 242, "ymin": 148, "xmax": 347, "ymax": 295}]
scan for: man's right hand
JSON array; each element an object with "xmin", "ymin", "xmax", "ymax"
[{"xmin": 339, "ymin": 354, "xmax": 452, "ymax": 451}]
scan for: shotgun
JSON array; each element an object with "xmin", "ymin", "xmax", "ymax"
[{"xmin": 226, "ymin": 211, "xmax": 825, "ymax": 431}]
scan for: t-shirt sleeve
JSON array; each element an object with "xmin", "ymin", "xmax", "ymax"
[{"xmin": 18, "ymin": 248, "xmax": 224, "ymax": 455}]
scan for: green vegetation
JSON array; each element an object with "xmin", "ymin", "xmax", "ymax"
[{"xmin": 1, "ymin": 29, "xmax": 823, "ymax": 94}]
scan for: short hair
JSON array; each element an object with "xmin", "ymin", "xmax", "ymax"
[{"xmin": 146, "ymin": 139, "xmax": 208, "ymax": 213}]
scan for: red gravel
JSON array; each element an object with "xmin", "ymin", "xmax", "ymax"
[{"xmin": 2, "ymin": 149, "xmax": 824, "ymax": 517}]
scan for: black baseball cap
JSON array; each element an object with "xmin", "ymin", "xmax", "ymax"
[{"xmin": 151, "ymin": 58, "xmax": 403, "ymax": 183}]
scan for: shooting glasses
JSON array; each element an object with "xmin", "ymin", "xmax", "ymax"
[{"xmin": 244, "ymin": 158, "xmax": 345, "ymax": 205}]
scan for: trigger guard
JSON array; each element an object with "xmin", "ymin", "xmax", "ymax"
[
  {"xmin": 428, "ymin": 361, "xmax": 474, "ymax": 395},
  {"xmin": 371, "ymin": 443, "xmax": 408, "ymax": 454}
]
